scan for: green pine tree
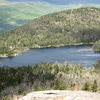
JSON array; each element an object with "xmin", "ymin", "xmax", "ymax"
[
  {"xmin": 91, "ymin": 80, "xmax": 98, "ymax": 92},
  {"xmin": 82, "ymin": 82, "xmax": 90, "ymax": 91}
]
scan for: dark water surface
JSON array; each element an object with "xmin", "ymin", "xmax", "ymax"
[{"xmin": 0, "ymin": 45, "xmax": 100, "ymax": 67}]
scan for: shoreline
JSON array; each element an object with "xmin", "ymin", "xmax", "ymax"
[
  {"xmin": 0, "ymin": 43, "xmax": 94, "ymax": 58},
  {"xmin": 30, "ymin": 43, "xmax": 93, "ymax": 49}
]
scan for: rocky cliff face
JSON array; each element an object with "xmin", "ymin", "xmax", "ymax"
[{"xmin": 17, "ymin": 90, "xmax": 100, "ymax": 100}]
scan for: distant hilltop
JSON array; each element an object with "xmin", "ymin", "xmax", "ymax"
[{"xmin": 0, "ymin": 1, "xmax": 100, "ymax": 33}]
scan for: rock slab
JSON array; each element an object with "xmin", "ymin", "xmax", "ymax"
[{"xmin": 18, "ymin": 90, "xmax": 100, "ymax": 100}]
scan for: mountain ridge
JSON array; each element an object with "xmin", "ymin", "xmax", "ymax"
[
  {"xmin": 1, "ymin": 0, "xmax": 100, "ymax": 5},
  {"xmin": 0, "ymin": 3, "xmax": 100, "ymax": 34}
]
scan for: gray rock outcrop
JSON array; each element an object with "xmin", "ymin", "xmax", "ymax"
[{"xmin": 18, "ymin": 90, "xmax": 100, "ymax": 100}]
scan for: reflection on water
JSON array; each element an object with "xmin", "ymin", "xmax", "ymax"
[{"xmin": 0, "ymin": 45, "xmax": 100, "ymax": 67}]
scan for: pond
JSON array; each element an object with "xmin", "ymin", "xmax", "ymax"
[{"xmin": 0, "ymin": 45, "xmax": 99, "ymax": 67}]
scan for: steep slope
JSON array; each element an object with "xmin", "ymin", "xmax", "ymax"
[{"xmin": 0, "ymin": 8, "xmax": 100, "ymax": 56}]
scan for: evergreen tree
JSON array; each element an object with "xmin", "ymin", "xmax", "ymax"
[
  {"xmin": 91, "ymin": 80, "xmax": 98, "ymax": 92},
  {"xmin": 82, "ymin": 82, "xmax": 90, "ymax": 91}
]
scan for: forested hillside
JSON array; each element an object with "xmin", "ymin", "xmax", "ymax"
[
  {"xmin": 0, "ymin": 8, "xmax": 100, "ymax": 56},
  {"xmin": 0, "ymin": 63, "xmax": 100, "ymax": 99},
  {"xmin": 0, "ymin": 0, "xmax": 100, "ymax": 34}
]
